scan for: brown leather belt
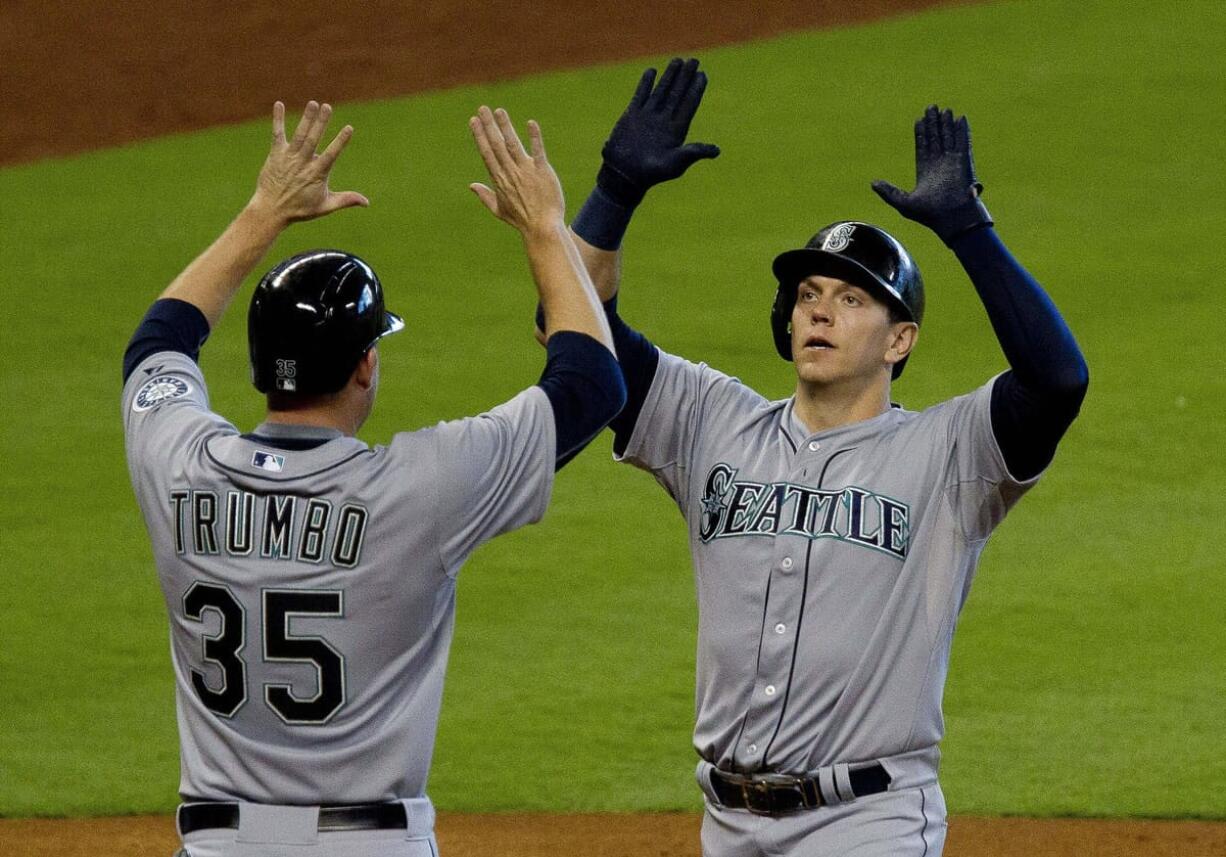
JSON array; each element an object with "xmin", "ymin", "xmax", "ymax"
[
  {"xmin": 708, "ymin": 764, "xmax": 891, "ymax": 815},
  {"xmin": 178, "ymin": 802, "xmax": 406, "ymax": 835}
]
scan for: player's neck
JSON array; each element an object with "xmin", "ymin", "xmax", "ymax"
[
  {"xmin": 263, "ymin": 403, "xmax": 363, "ymax": 437},
  {"xmin": 792, "ymin": 375, "xmax": 892, "ymax": 435}
]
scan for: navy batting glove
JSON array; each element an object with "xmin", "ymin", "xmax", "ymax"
[
  {"xmin": 872, "ymin": 105, "xmax": 992, "ymax": 245},
  {"xmin": 596, "ymin": 57, "xmax": 721, "ymax": 208}
]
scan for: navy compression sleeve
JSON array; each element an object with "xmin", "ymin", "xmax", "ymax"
[
  {"xmin": 537, "ymin": 331, "xmax": 627, "ymax": 470},
  {"xmin": 535, "ymin": 295, "xmax": 659, "ymax": 463},
  {"xmin": 948, "ymin": 227, "xmax": 1088, "ymax": 480},
  {"xmin": 603, "ymin": 295, "xmax": 660, "ymax": 455},
  {"xmin": 122, "ymin": 298, "xmax": 210, "ymax": 383}
]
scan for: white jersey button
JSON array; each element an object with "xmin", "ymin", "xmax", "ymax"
[
  {"xmin": 765, "ymin": 685, "xmax": 776, "ymax": 696},
  {"xmin": 775, "ymin": 623, "xmax": 786, "ymax": 634},
  {"xmin": 748, "ymin": 743, "xmax": 758, "ymax": 753},
  {"xmin": 808, "ymin": 441, "xmax": 820, "ymax": 451},
  {"xmin": 781, "ymin": 557, "xmax": 793, "ymax": 569}
]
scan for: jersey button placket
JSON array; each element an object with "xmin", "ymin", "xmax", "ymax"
[{"xmin": 735, "ymin": 541, "xmax": 805, "ymax": 768}]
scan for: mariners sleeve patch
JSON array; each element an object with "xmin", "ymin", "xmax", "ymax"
[{"xmin": 132, "ymin": 375, "xmax": 192, "ymax": 412}]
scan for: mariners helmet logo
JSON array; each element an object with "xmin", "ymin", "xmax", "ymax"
[
  {"xmin": 821, "ymin": 223, "xmax": 856, "ymax": 252},
  {"xmin": 275, "ymin": 358, "xmax": 297, "ymax": 392},
  {"xmin": 132, "ymin": 375, "xmax": 192, "ymax": 412}
]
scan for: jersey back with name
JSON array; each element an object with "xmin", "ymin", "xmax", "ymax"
[{"xmin": 123, "ymin": 351, "xmax": 554, "ymax": 803}]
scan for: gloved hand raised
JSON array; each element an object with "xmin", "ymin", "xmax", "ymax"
[
  {"xmin": 597, "ymin": 57, "xmax": 721, "ymax": 208},
  {"xmin": 872, "ymin": 105, "xmax": 992, "ymax": 245}
]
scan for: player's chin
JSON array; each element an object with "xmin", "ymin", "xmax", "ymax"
[{"xmin": 793, "ymin": 361, "xmax": 837, "ymax": 385}]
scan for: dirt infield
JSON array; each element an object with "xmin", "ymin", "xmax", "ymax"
[
  {"xmin": 0, "ymin": 0, "xmax": 970, "ymax": 166},
  {"xmin": 3, "ymin": 0, "xmax": 1223, "ymax": 854},
  {"xmin": 4, "ymin": 813, "xmax": 1226, "ymax": 857}
]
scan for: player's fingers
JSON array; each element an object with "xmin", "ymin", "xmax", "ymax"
[
  {"xmin": 317, "ymin": 124, "xmax": 354, "ymax": 170},
  {"xmin": 494, "ymin": 108, "xmax": 529, "ymax": 163},
  {"xmin": 647, "ymin": 57, "xmax": 683, "ymax": 110},
  {"xmin": 961, "ymin": 114, "xmax": 983, "ymax": 196},
  {"xmin": 469, "ymin": 182, "xmax": 500, "ymax": 217},
  {"xmin": 475, "ymin": 106, "xmax": 515, "ymax": 172},
  {"xmin": 871, "ymin": 179, "xmax": 909, "ymax": 211},
  {"xmin": 955, "ymin": 115, "xmax": 971, "ymax": 153},
  {"xmin": 271, "ymin": 101, "xmax": 287, "ymax": 145},
  {"xmin": 289, "ymin": 101, "xmax": 320, "ymax": 152},
  {"xmin": 323, "ymin": 190, "xmax": 371, "ymax": 213},
  {"xmin": 469, "ymin": 113, "xmax": 504, "ymax": 177},
  {"xmin": 676, "ymin": 142, "xmax": 720, "ymax": 170},
  {"xmin": 939, "ymin": 107, "xmax": 956, "ymax": 151},
  {"xmin": 527, "ymin": 120, "xmax": 547, "ymax": 161},
  {"xmin": 302, "ymin": 103, "xmax": 333, "ymax": 154},
  {"xmin": 921, "ymin": 105, "xmax": 940, "ymax": 155},
  {"xmin": 675, "ymin": 70, "xmax": 709, "ymax": 131},
  {"xmin": 664, "ymin": 58, "xmax": 698, "ymax": 113},
  {"xmin": 630, "ymin": 67, "xmax": 656, "ymax": 110}
]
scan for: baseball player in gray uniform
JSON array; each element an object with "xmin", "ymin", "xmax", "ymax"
[
  {"xmin": 123, "ymin": 101, "xmax": 624, "ymax": 856},
  {"xmin": 545, "ymin": 60, "xmax": 1089, "ymax": 855}
]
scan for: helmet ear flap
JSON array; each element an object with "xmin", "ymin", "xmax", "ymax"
[{"xmin": 770, "ymin": 283, "xmax": 794, "ymax": 362}]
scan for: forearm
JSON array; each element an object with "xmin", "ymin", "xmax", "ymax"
[
  {"xmin": 951, "ymin": 227, "xmax": 1088, "ymax": 478},
  {"xmin": 160, "ymin": 202, "xmax": 286, "ymax": 329},
  {"xmin": 533, "ymin": 198, "xmax": 627, "ymax": 339},
  {"xmin": 537, "ymin": 331, "xmax": 627, "ymax": 469},
  {"xmin": 567, "ymin": 186, "xmax": 655, "ymax": 448},
  {"xmin": 570, "ymin": 182, "xmax": 636, "ymax": 301},
  {"xmin": 604, "ymin": 296, "xmax": 660, "ymax": 452},
  {"xmin": 951, "ymin": 227, "xmax": 1087, "ymax": 395},
  {"xmin": 570, "ymin": 227, "xmax": 621, "ymax": 302},
  {"xmin": 524, "ymin": 222, "xmax": 614, "ymax": 351}
]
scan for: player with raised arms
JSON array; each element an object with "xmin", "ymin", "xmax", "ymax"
[
  {"xmin": 543, "ymin": 59, "xmax": 1088, "ymax": 856},
  {"xmin": 123, "ymin": 100, "xmax": 624, "ymax": 856}
]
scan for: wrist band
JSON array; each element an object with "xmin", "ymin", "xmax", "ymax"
[{"xmin": 572, "ymin": 183, "xmax": 637, "ymax": 251}]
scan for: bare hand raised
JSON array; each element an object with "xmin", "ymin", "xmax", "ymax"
[
  {"xmin": 250, "ymin": 101, "xmax": 369, "ymax": 226},
  {"xmin": 468, "ymin": 107, "xmax": 564, "ymax": 235}
]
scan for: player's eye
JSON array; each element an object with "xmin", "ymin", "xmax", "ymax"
[{"xmin": 843, "ymin": 293, "xmax": 861, "ymax": 306}]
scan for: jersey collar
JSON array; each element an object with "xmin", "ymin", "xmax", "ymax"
[{"xmin": 782, "ymin": 397, "xmax": 908, "ymax": 448}]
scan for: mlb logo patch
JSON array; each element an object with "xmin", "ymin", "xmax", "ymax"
[{"xmin": 252, "ymin": 450, "xmax": 286, "ymax": 473}]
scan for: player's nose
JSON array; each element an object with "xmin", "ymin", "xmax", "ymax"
[{"xmin": 809, "ymin": 299, "xmax": 833, "ymax": 323}]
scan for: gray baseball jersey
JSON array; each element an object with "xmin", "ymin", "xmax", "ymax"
[
  {"xmin": 123, "ymin": 350, "xmax": 555, "ymax": 803},
  {"xmin": 617, "ymin": 351, "xmax": 1036, "ymax": 780}
]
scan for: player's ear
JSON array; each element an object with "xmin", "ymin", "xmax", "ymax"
[
  {"xmin": 353, "ymin": 348, "xmax": 378, "ymax": 391},
  {"xmin": 885, "ymin": 322, "xmax": 918, "ymax": 370}
]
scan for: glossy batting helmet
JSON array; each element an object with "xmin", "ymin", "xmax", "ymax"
[
  {"xmin": 249, "ymin": 250, "xmax": 404, "ymax": 395},
  {"xmin": 770, "ymin": 221, "xmax": 924, "ymax": 378}
]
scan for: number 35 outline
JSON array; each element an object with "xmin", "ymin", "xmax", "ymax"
[{"xmin": 182, "ymin": 581, "xmax": 345, "ymax": 725}]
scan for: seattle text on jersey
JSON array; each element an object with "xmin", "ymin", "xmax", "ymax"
[{"xmin": 698, "ymin": 462, "xmax": 911, "ymax": 558}]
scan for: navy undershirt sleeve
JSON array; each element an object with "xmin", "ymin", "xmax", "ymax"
[
  {"xmin": 602, "ymin": 295, "xmax": 660, "ymax": 456},
  {"xmin": 535, "ymin": 296, "xmax": 660, "ymax": 465},
  {"xmin": 948, "ymin": 227, "xmax": 1089, "ymax": 480},
  {"xmin": 536, "ymin": 331, "xmax": 627, "ymax": 471},
  {"xmin": 122, "ymin": 298, "xmax": 211, "ymax": 383}
]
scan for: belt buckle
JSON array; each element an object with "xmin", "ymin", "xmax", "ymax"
[
  {"xmin": 740, "ymin": 778, "xmax": 772, "ymax": 815},
  {"xmin": 740, "ymin": 773, "xmax": 806, "ymax": 816}
]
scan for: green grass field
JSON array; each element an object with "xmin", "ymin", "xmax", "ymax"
[{"xmin": 2, "ymin": 0, "xmax": 1223, "ymax": 819}]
